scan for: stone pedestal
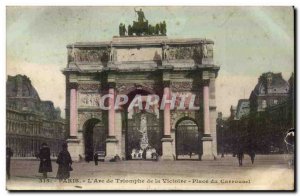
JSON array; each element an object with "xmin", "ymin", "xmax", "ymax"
[
  {"xmin": 67, "ymin": 138, "xmax": 80, "ymax": 162},
  {"xmin": 161, "ymin": 137, "xmax": 174, "ymax": 160},
  {"xmin": 105, "ymin": 137, "xmax": 118, "ymax": 161},
  {"xmin": 201, "ymin": 135, "xmax": 214, "ymax": 160}
]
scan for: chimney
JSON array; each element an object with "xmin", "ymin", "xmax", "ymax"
[{"xmin": 16, "ymin": 75, "xmax": 23, "ymax": 97}]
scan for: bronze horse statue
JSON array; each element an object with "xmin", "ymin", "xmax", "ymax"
[{"xmin": 128, "ymin": 20, "xmax": 149, "ymax": 36}]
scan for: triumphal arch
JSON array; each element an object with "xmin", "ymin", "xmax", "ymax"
[{"xmin": 64, "ymin": 12, "xmax": 220, "ymax": 161}]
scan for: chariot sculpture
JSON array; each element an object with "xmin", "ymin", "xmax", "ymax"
[{"xmin": 119, "ymin": 9, "xmax": 166, "ymax": 36}]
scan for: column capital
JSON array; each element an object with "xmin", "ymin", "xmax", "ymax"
[
  {"xmin": 108, "ymin": 82, "xmax": 116, "ymax": 89},
  {"xmin": 68, "ymin": 82, "xmax": 78, "ymax": 89},
  {"xmin": 202, "ymin": 79, "xmax": 210, "ymax": 86},
  {"xmin": 163, "ymin": 80, "xmax": 171, "ymax": 87}
]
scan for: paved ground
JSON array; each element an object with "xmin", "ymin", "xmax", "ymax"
[{"xmin": 6, "ymin": 154, "xmax": 294, "ymax": 191}]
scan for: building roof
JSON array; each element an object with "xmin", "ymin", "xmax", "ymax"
[
  {"xmin": 236, "ymin": 99, "xmax": 250, "ymax": 119},
  {"xmin": 6, "ymin": 75, "xmax": 62, "ymax": 120},
  {"xmin": 251, "ymin": 72, "xmax": 289, "ymax": 97},
  {"xmin": 6, "ymin": 74, "xmax": 40, "ymax": 100}
]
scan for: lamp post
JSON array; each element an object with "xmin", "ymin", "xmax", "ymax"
[{"xmin": 221, "ymin": 124, "xmax": 224, "ymax": 158}]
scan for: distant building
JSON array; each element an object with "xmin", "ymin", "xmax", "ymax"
[
  {"xmin": 6, "ymin": 75, "xmax": 66, "ymax": 157},
  {"xmin": 216, "ymin": 112, "xmax": 227, "ymax": 155},
  {"xmin": 263, "ymin": 73, "xmax": 295, "ymax": 152},
  {"xmin": 221, "ymin": 72, "xmax": 294, "ymax": 154},
  {"xmin": 235, "ymin": 99, "xmax": 250, "ymax": 120},
  {"xmin": 229, "ymin": 105, "xmax": 237, "ymax": 120},
  {"xmin": 249, "ymin": 72, "xmax": 289, "ymax": 112}
]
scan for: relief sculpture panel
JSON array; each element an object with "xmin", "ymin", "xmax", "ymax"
[
  {"xmin": 116, "ymin": 82, "xmax": 160, "ymax": 94},
  {"xmin": 171, "ymin": 81, "xmax": 193, "ymax": 91},
  {"xmin": 172, "ymin": 92, "xmax": 200, "ymax": 108},
  {"xmin": 167, "ymin": 45, "xmax": 202, "ymax": 61},
  {"xmin": 73, "ymin": 48, "xmax": 110, "ymax": 64},
  {"xmin": 78, "ymin": 93, "xmax": 101, "ymax": 107}
]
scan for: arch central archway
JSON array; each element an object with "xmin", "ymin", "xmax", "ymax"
[
  {"xmin": 83, "ymin": 118, "xmax": 106, "ymax": 161},
  {"xmin": 122, "ymin": 88, "xmax": 162, "ymax": 160},
  {"xmin": 175, "ymin": 118, "xmax": 202, "ymax": 160}
]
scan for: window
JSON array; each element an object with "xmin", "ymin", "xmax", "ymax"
[
  {"xmin": 274, "ymin": 99, "xmax": 278, "ymax": 104},
  {"xmin": 262, "ymin": 100, "xmax": 267, "ymax": 109}
]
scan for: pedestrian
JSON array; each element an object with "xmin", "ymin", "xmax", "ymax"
[
  {"xmin": 38, "ymin": 143, "xmax": 52, "ymax": 178},
  {"xmin": 237, "ymin": 149, "xmax": 244, "ymax": 166},
  {"xmin": 249, "ymin": 150, "xmax": 255, "ymax": 164},
  {"xmin": 94, "ymin": 152, "xmax": 98, "ymax": 166},
  {"xmin": 6, "ymin": 147, "xmax": 13, "ymax": 180},
  {"xmin": 56, "ymin": 143, "xmax": 73, "ymax": 180}
]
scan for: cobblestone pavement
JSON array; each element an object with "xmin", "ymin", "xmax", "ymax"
[{"xmin": 6, "ymin": 154, "xmax": 294, "ymax": 191}]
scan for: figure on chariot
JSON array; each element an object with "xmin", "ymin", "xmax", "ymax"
[{"xmin": 119, "ymin": 9, "xmax": 167, "ymax": 36}]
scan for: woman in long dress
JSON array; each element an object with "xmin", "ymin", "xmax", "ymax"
[
  {"xmin": 38, "ymin": 143, "xmax": 52, "ymax": 178},
  {"xmin": 56, "ymin": 143, "xmax": 73, "ymax": 180}
]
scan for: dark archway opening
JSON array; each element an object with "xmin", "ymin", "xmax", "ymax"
[
  {"xmin": 83, "ymin": 118, "xmax": 106, "ymax": 162},
  {"xmin": 175, "ymin": 118, "xmax": 202, "ymax": 160}
]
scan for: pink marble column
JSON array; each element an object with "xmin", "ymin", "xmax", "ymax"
[
  {"xmin": 163, "ymin": 82, "xmax": 171, "ymax": 136},
  {"xmin": 203, "ymin": 81, "xmax": 210, "ymax": 134},
  {"xmin": 105, "ymin": 83, "xmax": 118, "ymax": 161},
  {"xmin": 108, "ymin": 85, "xmax": 115, "ymax": 137},
  {"xmin": 161, "ymin": 81, "xmax": 173, "ymax": 160},
  {"xmin": 69, "ymin": 84, "xmax": 78, "ymax": 137}
]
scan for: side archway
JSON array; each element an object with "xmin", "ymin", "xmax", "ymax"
[
  {"xmin": 82, "ymin": 118, "xmax": 106, "ymax": 161},
  {"xmin": 175, "ymin": 117, "xmax": 202, "ymax": 160}
]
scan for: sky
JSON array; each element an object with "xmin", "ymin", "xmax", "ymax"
[{"xmin": 6, "ymin": 6, "xmax": 294, "ymax": 117}]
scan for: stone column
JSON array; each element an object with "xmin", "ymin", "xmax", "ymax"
[
  {"xmin": 201, "ymin": 79, "xmax": 214, "ymax": 160},
  {"xmin": 108, "ymin": 86, "xmax": 115, "ymax": 136},
  {"xmin": 161, "ymin": 81, "xmax": 174, "ymax": 160},
  {"xmin": 105, "ymin": 82, "xmax": 118, "ymax": 161},
  {"xmin": 70, "ymin": 85, "xmax": 78, "ymax": 137},
  {"xmin": 67, "ymin": 82, "xmax": 80, "ymax": 161}
]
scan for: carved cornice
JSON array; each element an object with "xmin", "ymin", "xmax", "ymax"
[
  {"xmin": 78, "ymin": 83, "xmax": 101, "ymax": 91},
  {"xmin": 171, "ymin": 81, "xmax": 192, "ymax": 91}
]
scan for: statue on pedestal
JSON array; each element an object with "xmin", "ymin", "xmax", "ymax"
[
  {"xmin": 119, "ymin": 23, "xmax": 127, "ymax": 36},
  {"xmin": 134, "ymin": 8, "xmax": 146, "ymax": 23}
]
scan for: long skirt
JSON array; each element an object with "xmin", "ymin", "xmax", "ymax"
[
  {"xmin": 56, "ymin": 165, "xmax": 70, "ymax": 180},
  {"xmin": 39, "ymin": 160, "xmax": 52, "ymax": 173}
]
